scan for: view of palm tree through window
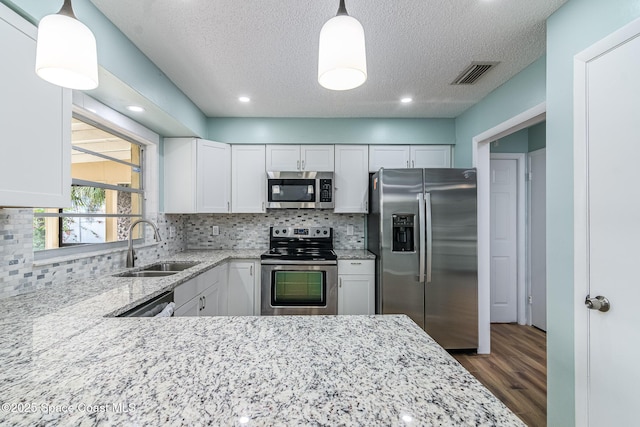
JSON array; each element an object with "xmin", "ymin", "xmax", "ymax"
[{"xmin": 33, "ymin": 117, "xmax": 144, "ymax": 251}]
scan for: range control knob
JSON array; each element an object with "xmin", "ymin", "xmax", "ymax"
[
  {"xmin": 316, "ymin": 229, "xmax": 321, "ymax": 234},
  {"xmin": 282, "ymin": 229, "xmax": 287, "ymax": 234},
  {"xmin": 275, "ymin": 230, "xmax": 280, "ymax": 235},
  {"xmin": 323, "ymin": 230, "xmax": 328, "ymax": 235}
]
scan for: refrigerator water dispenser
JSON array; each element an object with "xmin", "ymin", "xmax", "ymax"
[{"xmin": 392, "ymin": 214, "xmax": 414, "ymax": 252}]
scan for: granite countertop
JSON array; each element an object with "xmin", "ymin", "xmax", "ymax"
[
  {"xmin": 334, "ymin": 249, "xmax": 376, "ymax": 260},
  {"xmin": 0, "ymin": 249, "xmax": 523, "ymax": 426}
]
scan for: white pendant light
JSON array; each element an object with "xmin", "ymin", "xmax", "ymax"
[
  {"xmin": 35, "ymin": 0, "xmax": 99, "ymax": 90},
  {"xmin": 318, "ymin": 0, "xmax": 367, "ymax": 91}
]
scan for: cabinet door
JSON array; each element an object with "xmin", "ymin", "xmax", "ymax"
[
  {"xmin": 200, "ymin": 284, "xmax": 220, "ymax": 317},
  {"xmin": 266, "ymin": 145, "xmax": 301, "ymax": 171},
  {"xmin": 338, "ymin": 274, "xmax": 375, "ymax": 315},
  {"xmin": 0, "ymin": 6, "xmax": 71, "ymax": 208},
  {"xmin": 174, "ymin": 296, "xmax": 201, "ymax": 317},
  {"xmin": 411, "ymin": 145, "xmax": 452, "ymax": 168},
  {"xmin": 164, "ymin": 138, "xmax": 197, "ymax": 213},
  {"xmin": 197, "ymin": 140, "xmax": 231, "ymax": 213},
  {"xmin": 368, "ymin": 146, "xmax": 410, "ymax": 172},
  {"xmin": 232, "ymin": 145, "xmax": 266, "ymax": 213},
  {"xmin": 301, "ymin": 145, "xmax": 335, "ymax": 171},
  {"xmin": 334, "ymin": 145, "xmax": 368, "ymax": 213},
  {"xmin": 228, "ymin": 261, "xmax": 256, "ymax": 315}
]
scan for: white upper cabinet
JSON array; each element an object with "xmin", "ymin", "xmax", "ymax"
[
  {"xmin": 368, "ymin": 146, "xmax": 411, "ymax": 172},
  {"xmin": 369, "ymin": 145, "xmax": 452, "ymax": 172},
  {"xmin": 410, "ymin": 145, "xmax": 452, "ymax": 168},
  {"xmin": 231, "ymin": 145, "xmax": 266, "ymax": 213},
  {"xmin": 0, "ymin": 4, "xmax": 71, "ymax": 208},
  {"xmin": 266, "ymin": 145, "xmax": 334, "ymax": 171},
  {"xmin": 301, "ymin": 145, "xmax": 334, "ymax": 171},
  {"xmin": 164, "ymin": 138, "xmax": 231, "ymax": 213},
  {"xmin": 334, "ymin": 145, "xmax": 369, "ymax": 213}
]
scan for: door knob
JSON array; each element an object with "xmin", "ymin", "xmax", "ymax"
[{"xmin": 585, "ymin": 295, "xmax": 610, "ymax": 312}]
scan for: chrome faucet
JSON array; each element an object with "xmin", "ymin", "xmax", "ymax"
[{"xmin": 126, "ymin": 219, "xmax": 162, "ymax": 268}]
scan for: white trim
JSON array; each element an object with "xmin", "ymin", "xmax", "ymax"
[
  {"xmin": 573, "ymin": 15, "xmax": 640, "ymax": 426},
  {"xmin": 527, "ymin": 148, "xmax": 546, "ymax": 327},
  {"xmin": 472, "ymin": 101, "xmax": 545, "ymax": 354},
  {"xmin": 490, "ymin": 153, "xmax": 527, "ymax": 326}
]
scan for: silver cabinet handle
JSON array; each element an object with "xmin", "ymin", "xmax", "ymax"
[
  {"xmin": 412, "ymin": 160, "xmax": 415, "ymax": 168},
  {"xmin": 585, "ymin": 295, "xmax": 610, "ymax": 312},
  {"xmin": 301, "ymin": 160, "xmax": 305, "ymax": 170},
  {"xmin": 339, "ymin": 277, "xmax": 342, "ymax": 288},
  {"xmin": 250, "ymin": 265, "xmax": 253, "ymax": 276},
  {"xmin": 418, "ymin": 193, "xmax": 426, "ymax": 283},
  {"xmin": 406, "ymin": 160, "xmax": 409, "ymax": 168},
  {"xmin": 262, "ymin": 201, "xmax": 265, "ymax": 211},
  {"xmin": 199, "ymin": 296, "xmax": 203, "ymax": 311},
  {"xmin": 297, "ymin": 160, "xmax": 300, "ymax": 170},
  {"xmin": 227, "ymin": 201, "xmax": 230, "ymax": 212},
  {"xmin": 425, "ymin": 192, "xmax": 433, "ymax": 283},
  {"xmin": 365, "ymin": 200, "xmax": 368, "ymax": 212},
  {"xmin": 202, "ymin": 295, "xmax": 206, "ymax": 310}
]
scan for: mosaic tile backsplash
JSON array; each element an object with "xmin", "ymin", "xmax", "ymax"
[
  {"xmin": 185, "ymin": 211, "xmax": 366, "ymax": 250},
  {"xmin": 0, "ymin": 209, "xmax": 185, "ymax": 299},
  {"xmin": 0, "ymin": 208, "xmax": 366, "ymax": 299}
]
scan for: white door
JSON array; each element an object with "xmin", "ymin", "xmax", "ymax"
[
  {"xmin": 490, "ymin": 158, "xmax": 518, "ymax": 323},
  {"xmin": 228, "ymin": 261, "xmax": 255, "ymax": 316},
  {"xmin": 368, "ymin": 145, "xmax": 410, "ymax": 172},
  {"xmin": 265, "ymin": 145, "xmax": 300, "ymax": 171},
  {"xmin": 197, "ymin": 140, "xmax": 230, "ymax": 213},
  {"xmin": 529, "ymin": 148, "xmax": 546, "ymax": 331},
  {"xmin": 231, "ymin": 145, "xmax": 266, "ymax": 213},
  {"xmin": 574, "ymin": 19, "xmax": 640, "ymax": 426},
  {"xmin": 334, "ymin": 145, "xmax": 369, "ymax": 213},
  {"xmin": 410, "ymin": 145, "xmax": 452, "ymax": 168},
  {"xmin": 300, "ymin": 145, "xmax": 334, "ymax": 171}
]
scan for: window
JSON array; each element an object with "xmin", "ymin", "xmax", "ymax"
[{"xmin": 33, "ymin": 117, "xmax": 144, "ymax": 252}]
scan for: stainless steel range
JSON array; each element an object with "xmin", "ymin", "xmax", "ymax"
[{"xmin": 261, "ymin": 227, "xmax": 338, "ymax": 315}]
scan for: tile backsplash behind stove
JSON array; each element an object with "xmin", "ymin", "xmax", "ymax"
[{"xmin": 185, "ymin": 211, "xmax": 365, "ymax": 250}]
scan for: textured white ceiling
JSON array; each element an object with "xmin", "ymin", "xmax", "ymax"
[{"xmin": 90, "ymin": 0, "xmax": 567, "ymax": 119}]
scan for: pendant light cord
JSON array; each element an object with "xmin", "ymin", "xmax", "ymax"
[
  {"xmin": 336, "ymin": 0, "xmax": 348, "ymax": 16},
  {"xmin": 58, "ymin": 0, "xmax": 77, "ymax": 19}
]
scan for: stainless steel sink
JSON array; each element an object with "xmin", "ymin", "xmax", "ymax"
[
  {"xmin": 117, "ymin": 271, "xmax": 179, "ymax": 278},
  {"xmin": 142, "ymin": 261, "xmax": 200, "ymax": 272}
]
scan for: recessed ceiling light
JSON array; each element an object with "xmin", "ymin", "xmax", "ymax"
[
  {"xmin": 238, "ymin": 96, "xmax": 251, "ymax": 103},
  {"xmin": 401, "ymin": 97, "xmax": 413, "ymax": 104},
  {"xmin": 126, "ymin": 105, "xmax": 145, "ymax": 112}
]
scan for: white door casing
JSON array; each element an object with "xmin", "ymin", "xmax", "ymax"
[
  {"xmin": 490, "ymin": 157, "xmax": 518, "ymax": 323},
  {"xmin": 529, "ymin": 148, "xmax": 547, "ymax": 331},
  {"xmin": 574, "ymin": 17, "xmax": 640, "ymax": 426}
]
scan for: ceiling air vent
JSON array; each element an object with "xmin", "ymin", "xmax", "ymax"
[{"xmin": 451, "ymin": 62, "xmax": 499, "ymax": 85}]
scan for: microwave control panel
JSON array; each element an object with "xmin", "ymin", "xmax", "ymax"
[{"xmin": 319, "ymin": 179, "xmax": 333, "ymax": 202}]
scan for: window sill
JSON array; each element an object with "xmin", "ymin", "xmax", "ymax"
[{"xmin": 33, "ymin": 241, "xmax": 159, "ymax": 267}]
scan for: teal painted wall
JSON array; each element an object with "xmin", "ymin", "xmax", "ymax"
[
  {"xmin": 1, "ymin": 0, "xmax": 207, "ymax": 137},
  {"xmin": 546, "ymin": 1, "xmax": 640, "ymax": 425},
  {"xmin": 208, "ymin": 118, "xmax": 455, "ymax": 145},
  {"xmin": 489, "ymin": 128, "xmax": 529, "ymax": 153},
  {"xmin": 454, "ymin": 56, "xmax": 546, "ymax": 167},
  {"xmin": 528, "ymin": 122, "xmax": 546, "ymax": 152}
]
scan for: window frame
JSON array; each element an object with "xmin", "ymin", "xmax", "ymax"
[{"xmin": 33, "ymin": 111, "xmax": 149, "ymax": 259}]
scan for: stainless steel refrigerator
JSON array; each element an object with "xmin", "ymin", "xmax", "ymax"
[{"xmin": 367, "ymin": 168, "xmax": 478, "ymax": 350}]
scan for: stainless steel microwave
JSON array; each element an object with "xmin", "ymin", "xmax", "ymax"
[{"xmin": 266, "ymin": 171, "xmax": 334, "ymax": 209}]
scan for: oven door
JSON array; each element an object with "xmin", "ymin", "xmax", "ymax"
[{"xmin": 261, "ymin": 263, "xmax": 338, "ymax": 315}]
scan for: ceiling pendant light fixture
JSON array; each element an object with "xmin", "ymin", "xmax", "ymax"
[
  {"xmin": 35, "ymin": 0, "xmax": 99, "ymax": 90},
  {"xmin": 318, "ymin": 0, "xmax": 367, "ymax": 91}
]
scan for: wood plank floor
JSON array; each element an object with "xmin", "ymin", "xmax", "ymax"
[{"xmin": 451, "ymin": 324, "xmax": 547, "ymax": 427}]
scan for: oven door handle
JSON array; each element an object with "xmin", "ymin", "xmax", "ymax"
[{"xmin": 260, "ymin": 260, "xmax": 338, "ymax": 265}]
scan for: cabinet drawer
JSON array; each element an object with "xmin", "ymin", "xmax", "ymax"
[{"xmin": 338, "ymin": 259, "xmax": 374, "ymax": 275}]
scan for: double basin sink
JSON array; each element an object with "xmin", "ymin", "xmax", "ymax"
[{"xmin": 116, "ymin": 261, "xmax": 200, "ymax": 278}]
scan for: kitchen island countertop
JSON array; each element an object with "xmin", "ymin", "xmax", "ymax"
[{"xmin": 0, "ymin": 250, "xmax": 523, "ymax": 426}]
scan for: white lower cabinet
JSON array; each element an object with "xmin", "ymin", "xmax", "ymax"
[
  {"xmin": 338, "ymin": 260, "xmax": 375, "ymax": 315},
  {"xmin": 174, "ymin": 264, "xmax": 228, "ymax": 317},
  {"xmin": 228, "ymin": 260, "xmax": 259, "ymax": 315}
]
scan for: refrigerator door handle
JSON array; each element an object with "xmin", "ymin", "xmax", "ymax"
[
  {"xmin": 418, "ymin": 193, "xmax": 426, "ymax": 283},
  {"xmin": 425, "ymin": 192, "xmax": 433, "ymax": 283}
]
